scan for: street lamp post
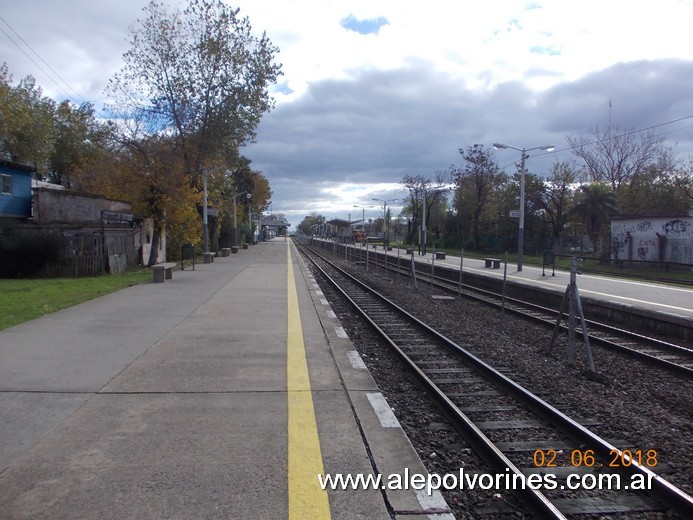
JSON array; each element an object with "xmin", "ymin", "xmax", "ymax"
[
  {"xmin": 371, "ymin": 198, "xmax": 398, "ymax": 245},
  {"xmin": 421, "ymin": 189, "xmax": 427, "ymax": 256},
  {"xmin": 493, "ymin": 142, "xmax": 555, "ymax": 271},
  {"xmin": 232, "ymin": 191, "xmax": 249, "ymax": 247},
  {"xmin": 246, "ymin": 196, "xmax": 253, "ymax": 244},
  {"xmin": 201, "ymin": 169, "xmax": 211, "ymax": 253}
]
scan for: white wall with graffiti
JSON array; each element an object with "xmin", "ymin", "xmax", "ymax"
[{"xmin": 611, "ymin": 214, "xmax": 692, "ymax": 265}]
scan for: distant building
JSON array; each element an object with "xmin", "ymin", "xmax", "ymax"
[
  {"xmin": 0, "ymin": 158, "xmax": 34, "ymax": 218},
  {"xmin": 260, "ymin": 215, "xmax": 291, "ymax": 240},
  {"xmin": 611, "ymin": 213, "xmax": 692, "ymax": 266},
  {"xmin": 326, "ymin": 218, "xmax": 354, "ymax": 242}
]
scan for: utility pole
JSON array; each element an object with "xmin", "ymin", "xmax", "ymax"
[{"xmin": 202, "ymin": 169, "xmax": 210, "ymax": 253}]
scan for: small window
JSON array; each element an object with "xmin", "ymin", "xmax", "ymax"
[{"xmin": 1, "ymin": 174, "xmax": 11, "ymax": 195}]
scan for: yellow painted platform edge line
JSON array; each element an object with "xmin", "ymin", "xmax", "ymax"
[{"xmin": 287, "ymin": 244, "xmax": 331, "ymax": 519}]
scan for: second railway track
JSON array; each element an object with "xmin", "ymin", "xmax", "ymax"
[{"xmin": 316, "ymin": 238, "xmax": 693, "ymax": 378}]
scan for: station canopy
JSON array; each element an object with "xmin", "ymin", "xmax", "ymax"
[{"xmin": 261, "ymin": 216, "xmax": 291, "ymax": 228}]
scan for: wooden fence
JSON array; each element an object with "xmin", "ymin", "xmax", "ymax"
[{"xmin": 41, "ymin": 229, "xmax": 138, "ymax": 277}]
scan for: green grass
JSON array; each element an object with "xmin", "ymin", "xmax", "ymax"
[{"xmin": 0, "ymin": 269, "xmax": 152, "ymax": 330}]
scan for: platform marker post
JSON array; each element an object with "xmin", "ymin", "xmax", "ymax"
[
  {"xmin": 457, "ymin": 248, "xmax": 464, "ymax": 298},
  {"xmin": 501, "ymin": 251, "xmax": 508, "ymax": 313},
  {"xmin": 430, "ymin": 244, "xmax": 436, "ymax": 291},
  {"xmin": 365, "ymin": 241, "xmax": 369, "ymax": 272},
  {"xmin": 409, "ymin": 250, "xmax": 418, "ymax": 290}
]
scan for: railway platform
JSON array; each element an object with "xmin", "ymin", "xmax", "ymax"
[
  {"xmin": 341, "ymin": 242, "xmax": 693, "ymax": 322},
  {"xmin": 423, "ymin": 251, "xmax": 692, "ymax": 321},
  {"xmin": 0, "ymin": 239, "xmax": 453, "ymax": 519}
]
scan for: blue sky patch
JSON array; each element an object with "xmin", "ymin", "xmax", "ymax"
[
  {"xmin": 274, "ymin": 82, "xmax": 294, "ymax": 95},
  {"xmin": 530, "ymin": 45, "xmax": 561, "ymax": 56},
  {"xmin": 340, "ymin": 14, "xmax": 389, "ymax": 35}
]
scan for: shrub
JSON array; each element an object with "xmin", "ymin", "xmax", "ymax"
[{"xmin": 0, "ymin": 224, "xmax": 64, "ymax": 277}]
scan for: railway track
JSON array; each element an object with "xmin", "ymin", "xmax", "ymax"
[
  {"xmin": 441, "ymin": 276, "xmax": 693, "ymax": 379},
  {"xmin": 297, "ymin": 241, "xmax": 693, "ymax": 519},
  {"xmin": 340, "ymin": 241, "xmax": 693, "ymax": 379}
]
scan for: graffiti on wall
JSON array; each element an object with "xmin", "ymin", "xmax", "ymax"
[
  {"xmin": 611, "ymin": 216, "xmax": 692, "ymax": 264},
  {"xmin": 663, "ymin": 219, "xmax": 690, "ymax": 236},
  {"xmin": 636, "ymin": 221, "xmax": 653, "ymax": 232}
]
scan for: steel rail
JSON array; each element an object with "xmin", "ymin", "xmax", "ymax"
[
  {"xmin": 347, "ymin": 242, "xmax": 693, "ymax": 378},
  {"xmin": 298, "ymin": 241, "xmax": 693, "ymax": 518},
  {"xmin": 297, "ymin": 242, "xmax": 566, "ymax": 519},
  {"xmin": 433, "ymin": 270, "xmax": 693, "ymax": 379}
]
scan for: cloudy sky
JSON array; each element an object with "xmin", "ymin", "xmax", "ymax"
[{"xmin": 2, "ymin": 0, "xmax": 693, "ymax": 225}]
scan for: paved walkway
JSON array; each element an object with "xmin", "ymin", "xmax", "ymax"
[{"xmin": 0, "ymin": 239, "xmax": 453, "ymax": 519}]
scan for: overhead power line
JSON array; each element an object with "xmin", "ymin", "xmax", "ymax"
[
  {"xmin": 496, "ymin": 114, "xmax": 693, "ymax": 171},
  {"xmin": 542, "ymin": 114, "xmax": 693, "ymax": 157},
  {"xmin": 0, "ymin": 14, "xmax": 88, "ymax": 104}
]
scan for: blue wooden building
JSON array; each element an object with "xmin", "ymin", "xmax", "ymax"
[{"xmin": 0, "ymin": 158, "xmax": 34, "ymax": 218}]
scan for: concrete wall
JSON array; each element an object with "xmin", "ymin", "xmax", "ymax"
[
  {"xmin": 33, "ymin": 188, "xmax": 131, "ymax": 224},
  {"xmin": 611, "ymin": 215, "xmax": 693, "ymax": 265}
]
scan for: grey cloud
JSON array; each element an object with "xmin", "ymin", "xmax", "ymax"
[
  {"xmin": 0, "ymin": 0, "xmax": 150, "ymax": 104},
  {"xmin": 246, "ymin": 58, "xmax": 693, "ymax": 220},
  {"xmin": 542, "ymin": 59, "xmax": 693, "ymax": 134}
]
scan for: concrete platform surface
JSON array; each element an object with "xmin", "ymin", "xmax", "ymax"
[
  {"xmin": 0, "ymin": 239, "xmax": 453, "ymax": 519},
  {"xmin": 347, "ymin": 242, "xmax": 692, "ymax": 321}
]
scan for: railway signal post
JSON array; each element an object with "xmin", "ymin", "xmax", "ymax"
[{"xmin": 547, "ymin": 257, "xmax": 596, "ymax": 372}]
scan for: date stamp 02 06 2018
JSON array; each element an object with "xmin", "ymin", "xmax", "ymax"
[{"xmin": 532, "ymin": 449, "xmax": 659, "ymax": 469}]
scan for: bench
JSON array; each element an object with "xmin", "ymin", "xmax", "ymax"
[
  {"xmin": 152, "ymin": 262, "xmax": 176, "ymax": 283},
  {"xmin": 434, "ymin": 252, "xmax": 446, "ymax": 260},
  {"xmin": 484, "ymin": 257, "xmax": 501, "ymax": 269},
  {"xmin": 221, "ymin": 247, "xmax": 231, "ymax": 257},
  {"xmin": 203, "ymin": 251, "xmax": 216, "ymax": 263}
]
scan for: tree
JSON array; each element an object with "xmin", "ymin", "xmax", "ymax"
[
  {"xmin": 673, "ymin": 161, "xmax": 693, "ymax": 203},
  {"xmin": 297, "ymin": 213, "xmax": 325, "ymax": 235},
  {"xmin": 570, "ymin": 183, "xmax": 618, "ymax": 256},
  {"xmin": 1, "ymin": 64, "xmax": 113, "ymax": 188},
  {"xmin": 50, "ymin": 101, "xmax": 110, "ymax": 188},
  {"xmin": 212, "ymin": 157, "xmax": 271, "ymax": 247},
  {"xmin": 567, "ymin": 123, "xmax": 666, "ymax": 191},
  {"xmin": 400, "ymin": 172, "xmax": 449, "ymax": 252},
  {"xmin": 123, "ymin": 134, "xmax": 190, "ymax": 265},
  {"xmin": 541, "ymin": 162, "xmax": 580, "ymax": 250},
  {"xmin": 105, "ymin": 0, "xmax": 281, "ymax": 259},
  {"xmin": 400, "ymin": 174, "xmax": 427, "ymax": 244},
  {"xmin": 106, "ymin": 0, "xmax": 282, "ymax": 176},
  {"xmin": 453, "ymin": 145, "xmax": 505, "ymax": 251},
  {"xmin": 617, "ymin": 154, "xmax": 691, "ymax": 215},
  {"xmin": 493, "ymin": 171, "xmax": 546, "ymax": 254},
  {"xmin": 0, "ymin": 66, "xmax": 55, "ymax": 175}
]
